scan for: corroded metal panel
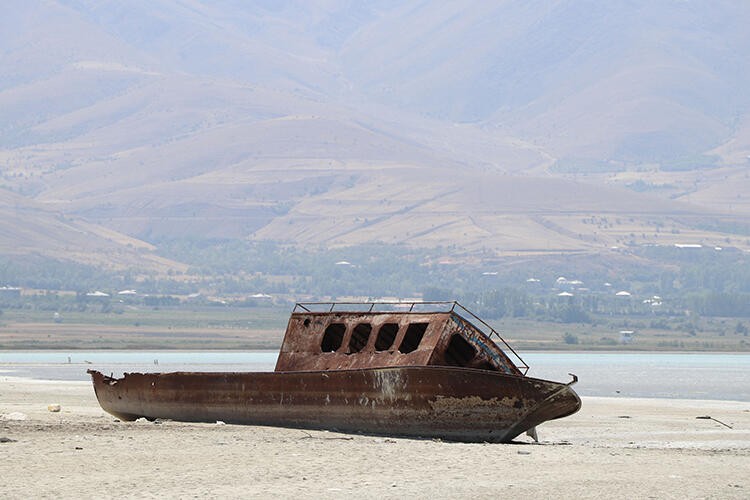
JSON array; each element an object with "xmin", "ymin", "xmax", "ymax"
[
  {"xmin": 275, "ymin": 312, "xmax": 452, "ymax": 372},
  {"xmin": 88, "ymin": 302, "xmax": 582, "ymax": 442},
  {"xmin": 276, "ymin": 309, "xmax": 523, "ymax": 375},
  {"xmin": 89, "ymin": 367, "xmax": 580, "ymax": 443}
]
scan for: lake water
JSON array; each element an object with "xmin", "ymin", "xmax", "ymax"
[{"xmin": 1, "ymin": 351, "xmax": 748, "ymax": 402}]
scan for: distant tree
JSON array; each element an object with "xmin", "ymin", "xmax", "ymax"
[
  {"xmin": 563, "ymin": 332, "xmax": 579, "ymax": 345},
  {"xmin": 736, "ymin": 321, "xmax": 748, "ymax": 335}
]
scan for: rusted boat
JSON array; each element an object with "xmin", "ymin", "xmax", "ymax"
[{"xmin": 89, "ymin": 301, "xmax": 580, "ymax": 442}]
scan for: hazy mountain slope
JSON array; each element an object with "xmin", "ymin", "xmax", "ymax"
[
  {"xmin": 2, "ymin": 0, "xmax": 750, "ymax": 268},
  {"xmin": 252, "ymin": 167, "xmax": 719, "ymax": 253},
  {"xmin": 713, "ymin": 114, "xmax": 750, "ymax": 167},
  {"xmin": 340, "ymin": 0, "xmax": 750, "ymax": 162},
  {"xmin": 54, "ymin": 0, "xmax": 359, "ymax": 94},
  {"xmin": 0, "ymin": 188, "xmax": 185, "ymax": 272},
  {"xmin": 1, "ymin": 35, "xmax": 547, "ymax": 242}
]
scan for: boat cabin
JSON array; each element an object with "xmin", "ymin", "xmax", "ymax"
[{"xmin": 275, "ymin": 302, "xmax": 527, "ymax": 376}]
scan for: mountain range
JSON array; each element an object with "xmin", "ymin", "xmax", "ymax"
[{"xmin": 2, "ymin": 0, "xmax": 750, "ymax": 274}]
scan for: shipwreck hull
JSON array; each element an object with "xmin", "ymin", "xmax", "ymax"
[{"xmin": 89, "ymin": 366, "xmax": 579, "ymax": 443}]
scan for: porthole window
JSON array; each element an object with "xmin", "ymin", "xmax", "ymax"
[
  {"xmin": 375, "ymin": 323, "xmax": 399, "ymax": 351},
  {"xmin": 398, "ymin": 322, "xmax": 428, "ymax": 353},
  {"xmin": 348, "ymin": 323, "xmax": 372, "ymax": 353},
  {"xmin": 321, "ymin": 323, "xmax": 345, "ymax": 352}
]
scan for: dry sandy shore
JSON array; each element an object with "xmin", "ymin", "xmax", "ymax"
[{"xmin": 1, "ymin": 376, "xmax": 748, "ymax": 499}]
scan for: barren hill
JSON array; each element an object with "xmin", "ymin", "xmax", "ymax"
[
  {"xmin": 0, "ymin": 187, "xmax": 185, "ymax": 272},
  {"xmin": 2, "ymin": 1, "xmax": 750, "ymax": 271}
]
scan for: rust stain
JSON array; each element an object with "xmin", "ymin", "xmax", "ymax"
[{"xmin": 89, "ymin": 301, "xmax": 581, "ymax": 442}]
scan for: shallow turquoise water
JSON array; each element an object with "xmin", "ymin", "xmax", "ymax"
[{"xmin": 523, "ymin": 352, "xmax": 750, "ymax": 401}]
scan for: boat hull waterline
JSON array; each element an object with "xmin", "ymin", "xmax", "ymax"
[{"xmin": 89, "ymin": 366, "xmax": 580, "ymax": 443}]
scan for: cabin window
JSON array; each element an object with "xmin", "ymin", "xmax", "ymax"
[
  {"xmin": 399, "ymin": 322, "xmax": 428, "ymax": 353},
  {"xmin": 375, "ymin": 323, "xmax": 399, "ymax": 351},
  {"xmin": 348, "ymin": 323, "xmax": 372, "ymax": 353},
  {"xmin": 321, "ymin": 323, "xmax": 346, "ymax": 352},
  {"xmin": 445, "ymin": 334, "xmax": 477, "ymax": 367}
]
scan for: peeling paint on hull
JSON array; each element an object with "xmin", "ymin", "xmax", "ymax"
[
  {"xmin": 89, "ymin": 366, "xmax": 580, "ymax": 443},
  {"xmin": 88, "ymin": 302, "xmax": 582, "ymax": 442}
]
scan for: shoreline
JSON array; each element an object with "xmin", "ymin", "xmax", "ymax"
[
  {"xmin": 3, "ymin": 351, "xmax": 749, "ymax": 402},
  {"xmin": 1, "ymin": 378, "xmax": 748, "ymax": 499},
  {"xmin": 2, "ymin": 374, "xmax": 750, "ymax": 405},
  {"xmin": 2, "ymin": 371, "xmax": 749, "ymax": 405}
]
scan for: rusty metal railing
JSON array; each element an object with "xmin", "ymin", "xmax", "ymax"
[
  {"xmin": 448, "ymin": 302, "xmax": 529, "ymax": 375},
  {"xmin": 294, "ymin": 300, "xmax": 458, "ymax": 313},
  {"xmin": 293, "ymin": 301, "xmax": 529, "ymax": 375}
]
